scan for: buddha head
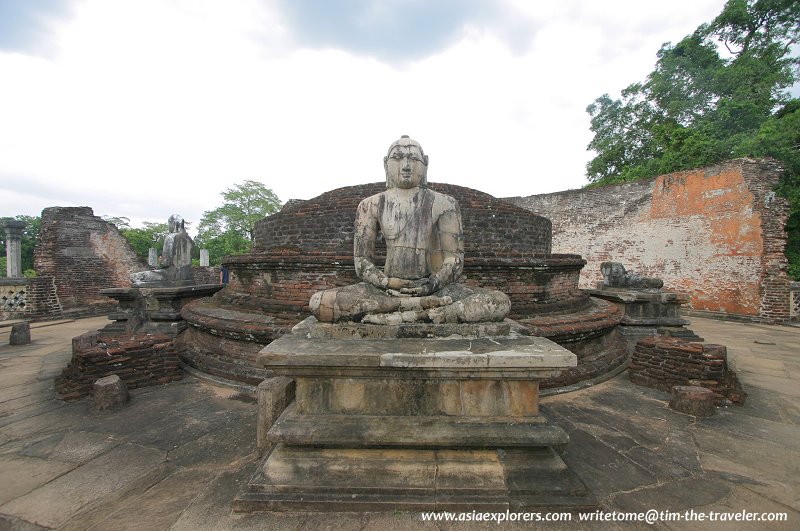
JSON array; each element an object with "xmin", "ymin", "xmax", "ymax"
[{"xmin": 384, "ymin": 135, "xmax": 429, "ymax": 189}]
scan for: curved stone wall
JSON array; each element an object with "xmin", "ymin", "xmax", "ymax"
[{"xmin": 181, "ymin": 182, "xmax": 624, "ymax": 391}]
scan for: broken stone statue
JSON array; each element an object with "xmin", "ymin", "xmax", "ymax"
[
  {"xmin": 309, "ymin": 135, "xmax": 510, "ymax": 325},
  {"xmin": 599, "ymin": 261, "xmax": 664, "ymax": 290},
  {"xmin": 130, "ymin": 214, "xmax": 193, "ymax": 286}
]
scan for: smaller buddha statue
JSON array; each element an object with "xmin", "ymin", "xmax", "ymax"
[
  {"xmin": 599, "ymin": 262, "xmax": 663, "ymax": 290},
  {"xmin": 130, "ymin": 214, "xmax": 194, "ymax": 285}
]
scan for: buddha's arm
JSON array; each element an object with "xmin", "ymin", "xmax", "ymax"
[
  {"xmin": 353, "ymin": 198, "xmax": 389, "ymax": 289},
  {"xmin": 431, "ymin": 206, "xmax": 464, "ymax": 287}
]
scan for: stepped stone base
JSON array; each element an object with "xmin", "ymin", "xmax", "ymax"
[
  {"xmin": 236, "ymin": 444, "xmax": 594, "ymax": 512},
  {"xmin": 235, "ymin": 317, "xmax": 595, "ymax": 512}
]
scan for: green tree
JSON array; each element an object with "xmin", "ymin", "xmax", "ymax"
[
  {"xmin": 104, "ymin": 216, "xmax": 169, "ymax": 263},
  {"xmin": 0, "ymin": 215, "xmax": 40, "ymax": 277},
  {"xmin": 585, "ymin": 0, "xmax": 800, "ymax": 277},
  {"xmin": 196, "ymin": 180, "xmax": 281, "ymax": 265}
]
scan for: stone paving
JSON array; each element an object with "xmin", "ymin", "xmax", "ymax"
[{"xmin": 0, "ymin": 316, "xmax": 798, "ymax": 530}]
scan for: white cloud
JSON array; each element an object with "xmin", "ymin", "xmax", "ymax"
[{"xmin": 0, "ymin": 0, "xmax": 730, "ymax": 226}]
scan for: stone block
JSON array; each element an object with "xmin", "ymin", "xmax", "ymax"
[
  {"xmin": 9, "ymin": 322, "xmax": 31, "ymax": 345},
  {"xmin": 669, "ymin": 385, "xmax": 715, "ymax": 417},
  {"xmin": 93, "ymin": 374, "xmax": 129, "ymax": 411},
  {"xmin": 256, "ymin": 377, "xmax": 295, "ymax": 455}
]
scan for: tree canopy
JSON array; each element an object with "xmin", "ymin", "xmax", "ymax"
[
  {"xmin": 103, "ymin": 216, "xmax": 169, "ymax": 264},
  {"xmin": 195, "ymin": 180, "xmax": 281, "ymax": 265},
  {"xmin": 585, "ymin": 0, "xmax": 800, "ymax": 277}
]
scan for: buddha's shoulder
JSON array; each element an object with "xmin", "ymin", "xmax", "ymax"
[{"xmin": 423, "ymin": 188, "xmax": 459, "ymax": 209}]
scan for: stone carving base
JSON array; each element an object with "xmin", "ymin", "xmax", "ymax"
[
  {"xmin": 235, "ymin": 318, "xmax": 595, "ymax": 512},
  {"xmin": 585, "ymin": 288, "xmax": 702, "ymax": 354},
  {"xmin": 236, "ymin": 445, "xmax": 593, "ymax": 512},
  {"xmin": 100, "ymin": 284, "xmax": 223, "ymax": 337}
]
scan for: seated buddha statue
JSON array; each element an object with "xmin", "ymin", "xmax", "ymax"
[{"xmin": 309, "ymin": 136, "xmax": 510, "ymax": 325}]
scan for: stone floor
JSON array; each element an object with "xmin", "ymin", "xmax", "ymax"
[{"xmin": 0, "ymin": 316, "xmax": 798, "ymax": 530}]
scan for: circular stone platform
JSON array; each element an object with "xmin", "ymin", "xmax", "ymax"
[{"xmin": 179, "ymin": 182, "xmax": 625, "ymax": 390}]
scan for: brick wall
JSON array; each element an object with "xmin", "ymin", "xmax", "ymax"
[
  {"xmin": 255, "ymin": 182, "xmax": 552, "ymax": 257},
  {"xmin": 55, "ymin": 332, "xmax": 183, "ymax": 399},
  {"xmin": 630, "ymin": 336, "xmax": 745, "ymax": 405},
  {"xmin": 507, "ymin": 159, "xmax": 790, "ymax": 321},
  {"xmin": 192, "ymin": 266, "xmax": 221, "ymax": 285},
  {"xmin": 0, "ymin": 276, "xmax": 63, "ymax": 321},
  {"xmin": 34, "ymin": 207, "xmax": 146, "ymax": 315}
]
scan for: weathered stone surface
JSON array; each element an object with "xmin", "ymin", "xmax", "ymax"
[
  {"xmin": 258, "ymin": 319, "xmax": 574, "ymax": 380},
  {"xmin": 93, "ymin": 374, "xmax": 129, "ymax": 411},
  {"xmin": 235, "ymin": 445, "xmax": 594, "ymax": 512},
  {"xmin": 0, "ymin": 455, "xmax": 75, "ymax": 505},
  {"xmin": 0, "ymin": 443, "xmax": 166, "ymax": 529},
  {"xmin": 268, "ymin": 407, "xmax": 568, "ymax": 449},
  {"xmin": 100, "ymin": 283, "xmax": 222, "ymax": 337},
  {"xmin": 256, "ymin": 376, "xmax": 295, "ymax": 455},
  {"xmin": 599, "ymin": 261, "xmax": 663, "ymax": 289},
  {"xmin": 240, "ymin": 311, "xmax": 586, "ymax": 511},
  {"xmin": 670, "ymin": 385, "xmax": 716, "ymax": 417},
  {"xmin": 9, "ymin": 322, "xmax": 31, "ymax": 345}
]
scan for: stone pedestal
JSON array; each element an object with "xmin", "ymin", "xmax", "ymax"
[
  {"xmin": 235, "ymin": 317, "xmax": 595, "ymax": 512},
  {"xmin": 585, "ymin": 288, "xmax": 701, "ymax": 354},
  {"xmin": 100, "ymin": 284, "xmax": 223, "ymax": 337}
]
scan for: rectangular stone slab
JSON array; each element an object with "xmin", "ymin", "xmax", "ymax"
[
  {"xmin": 257, "ymin": 333, "xmax": 575, "ymax": 380},
  {"xmin": 268, "ymin": 405, "xmax": 568, "ymax": 450},
  {"xmin": 234, "ymin": 444, "xmax": 596, "ymax": 512}
]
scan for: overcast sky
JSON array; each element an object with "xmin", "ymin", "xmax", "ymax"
[{"xmin": 0, "ymin": 0, "xmax": 733, "ymax": 229}]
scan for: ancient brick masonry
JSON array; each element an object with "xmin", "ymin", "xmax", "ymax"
[
  {"xmin": 25, "ymin": 276, "xmax": 63, "ymax": 319},
  {"xmin": 255, "ymin": 183, "xmax": 553, "ymax": 256},
  {"xmin": 507, "ymin": 158, "xmax": 791, "ymax": 322},
  {"xmin": 55, "ymin": 332, "xmax": 182, "ymax": 400},
  {"xmin": 0, "ymin": 276, "xmax": 63, "ymax": 321},
  {"xmin": 35, "ymin": 207, "xmax": 146, "ymax": 317},
  {"xmin": 629, "ymin": 336, "xmax": 745, "ymax": 405}
]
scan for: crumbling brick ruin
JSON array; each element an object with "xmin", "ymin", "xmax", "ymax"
[
  {"xmin": 630, "ymin": 336, "xmax": 745, "ymax": 405},
  {"xmin": 55, "ymin": 331, "xmax": 182, "ymax": 400},
  {"xmin": 34, "ymin": 207, "xmax": 146, "ymax": 318},
  {"xmin": 507, "ymin": 159, "xmax": 791, "ymax": 322}
]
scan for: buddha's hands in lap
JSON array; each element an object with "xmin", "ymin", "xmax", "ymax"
[{"xmin": 396, "ymin": 277, "xmax": 441, "ymax": 297}]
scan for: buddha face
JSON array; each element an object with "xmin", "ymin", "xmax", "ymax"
[{"xmin": 384, "ymin": 136, "xmax": 428, "ymax": 189}]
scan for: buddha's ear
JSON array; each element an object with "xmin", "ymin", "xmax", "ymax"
[{"xmin": 384, "ymin": 156, "xmax": 389, "ymax": 187}]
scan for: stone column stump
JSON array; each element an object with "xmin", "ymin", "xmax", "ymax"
[
  {"xmin": 670, "ymin": 385, "xmax": 715, "ymax": 417},
  {"xmin": 94, "ymin": 374, "xmax": 130, "ymax": 411},
  {"xmin": 9, "ymin": 322, "xmax": 31, "ymax": 345}
]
